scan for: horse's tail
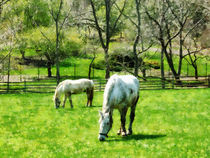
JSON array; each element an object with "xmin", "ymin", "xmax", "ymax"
[{"xmin": 89, "ymin": 80, "xmax": 94, "ymax": 100}]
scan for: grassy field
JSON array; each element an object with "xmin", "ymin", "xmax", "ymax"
[{"xmin": 0, "ymin": 89, "xmax": 209, "ymax": 158}]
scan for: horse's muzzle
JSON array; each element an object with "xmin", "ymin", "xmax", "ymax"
[
  {"xmin": 99, "ymin": 133, "xmax": 108, "ymax": 141},
  {"xmin": 99, "ymin": 136, "xmax": 105, "ymax": 141}
]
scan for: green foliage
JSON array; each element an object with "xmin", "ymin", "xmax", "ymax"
[
  {"xmin": 62, "ymin": 41, "xmax": 82, "ymax": 57},
  {"xmin": 92, "ymin": 58, "xmax": 106, "ymax": 70},
  {"xmin": 0, "ymin": 89, "xmax": 209, "ymax": 157},
  {"xmin": 23, "ymin": 0, "xmax": 51, "ymax": 29}
]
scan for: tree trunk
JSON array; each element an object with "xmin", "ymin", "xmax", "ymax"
[
  {"xmin": 133, "ymin": 36, "xmax": 139, "ymax": 77},
  {"xmin": 178, "ymin": 32, "xmax": 183, "ymax": 76},
  {"xmin": 88, "ymin": 57, "xmax": 95, "ymax": 79},
  {"xmin": 163, "ymin": 45, "xmax": 180, "ymax": 80},
  {"xmin": 20, "ymin": 50, "xmax": 26, "ymax": 60},
  {"xmin": 104, "ymin": 48, "xmax": 110, "ymax": 79},
  {"xmin": 55, "ymin": 20, "xmax": 60, "ymax": 85},
  {"xmin": 160, "ymin": 47, "xmax": 165, "ymax": 88},
  {"xmin": 193, "ymin": 64, "xmax": 198, "ymax": 79},
  {"xmin": 7, "ymin": 52, "xmax": 11, "ymax": 92},
  {"xmin": 47, "ymin": 61, "xmax": 52, "ymax": 77},
  {"xmin": 133, "ymin": 0, "xmax": 141, "ymax": 77}
]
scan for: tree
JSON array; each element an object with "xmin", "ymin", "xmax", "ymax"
[
  {"xmin": 183, "ymin": 38, "xmax": 207, "ymax": 79},
  {"xmin": 0, "ymin": 0, "xmax": 21, "ymax": 89},
  {"xmin": 145, "ymin": 0, "xmax": 208, "ymax": 80},
  {"xmin": 89, "ymin": 0, "xmax": 127, "ymax": 79},
  {"xmin": 0, "ymin": 0, "xmax": 10, "ymax": 17},
  {"xmin": 117, "ymin": 0, "xmax": 153, "ymax": 79},
  {"xmin": 23, "ymin": 0, "xmax": 51, "ymax": 29},
  {"xmin": 48, "ymin": 0, "xmax": 71, "ymax": 84}
]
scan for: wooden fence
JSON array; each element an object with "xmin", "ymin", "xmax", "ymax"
[{"xmin": 0, "ymin": 77, "xmax": 209, "ymax": 93}]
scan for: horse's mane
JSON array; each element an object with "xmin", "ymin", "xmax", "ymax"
[
  {"xmin": 53, "ymin": 81, "xmax": 64, "ymax": 101},
  {"xmin": 103, "ymin": 75, "xmax": 118, "ymax": 112}
]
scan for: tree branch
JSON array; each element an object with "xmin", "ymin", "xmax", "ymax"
[
  {"xmin": 0, "ymin": 0, "xmax": 10, "ymax": 7},
  {"xmin": 115, "ymin": 2, "xmax": 138, "ymax": 28},
  {"xmin": 112, "ymin": 0, "xmax": 127, "ymax": 32},
  {"xmin": 89, "ymin": 0, "xmax": 106, "ymax": 49},
  {"xmin": 117, "ymin": 61, "xmax": 146, "ymax": 80}
]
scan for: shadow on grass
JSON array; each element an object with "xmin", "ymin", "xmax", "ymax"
[
  {"xmin": 81, "ymin": 105, "xmax": 102, "ymax": 108},
  {"xmin": 107, "ymin": 133, "xmax": 166, "ymax": 142}
]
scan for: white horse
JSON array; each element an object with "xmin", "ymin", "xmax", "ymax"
[
  {"xmin": 98, "ymin": 74, "xmax": 139, "ymax": 141},
  {"xmin": 53, "ymin": 79, "xmax": 94, "ymax": 108}
]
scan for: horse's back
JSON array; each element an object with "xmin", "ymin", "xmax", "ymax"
[
  {"xmin": 108, "ymin": 75, "xmax": 139, "ymax": 93},
  {"xmin": 103, "ymin": 75, "xmax": 139, "ymax": 110},
  {"xmin": 61, "ymin": 79, "xmax": 94, "ymax": 94}
]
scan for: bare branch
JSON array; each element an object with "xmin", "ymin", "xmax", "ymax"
[
  {"xmin": 117, "ymin": 61, "xmax": 146, "ymax": 80},
  {"xmin": 0, "ymin": 48, "xmax": 13, "ymax": 63},
  {"xmin": 112, "ymin": 0, "xmax": 127, "ymax": 32},
  {"xmin": 138, "ymin": 43, "xmax": 153, "ymax": 55},
  {"xmin": 0, "ymin": 0, "xmax": 10, "ymax": 7},
  {"xmin": 183, "ymin": 18, "xmax": 205, "ymax": 41},
  {"xmin": 115, "ymin": 2, "xmax": 138, "ymax": 28},
  {"xmin": 59, "ymin": 7, "xmax": 71, "ymax": 33},
  {"xmin": 89, "ymin": 0, "xmax": 105, "ymax": 49}
]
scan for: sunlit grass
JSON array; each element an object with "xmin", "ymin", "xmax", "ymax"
[{"xmin": 0, "ymin": 89, "xmax": 209, "ymax": 157}]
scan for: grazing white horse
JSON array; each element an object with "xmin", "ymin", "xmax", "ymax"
[
  {"xmin": 98, "ymin": 74, "xmax": 139, "ymax": 141},
  {"xmin": 53, "ymin": 79, "xmax": 94, "ymax": 108}
]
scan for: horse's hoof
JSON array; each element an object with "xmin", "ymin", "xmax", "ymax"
[
  {"xmin": 127, "ymin": 130, "xmax": 132, "ymax": 135},
  {"xmin": 121, "ymin": 131, "xmax": 127, "ymax": 137},
  {"xmin": 117, "ymin": 130, "xmax": 121, "ymax": 135}
]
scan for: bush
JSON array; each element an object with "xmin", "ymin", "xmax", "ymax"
[
  {"xmin": 92, "ymin": 58, "xmax": 106, "ymax": 70},
  {"xmin": 62, "ymin": 41, "xmax": 82, "ymax": 57},
  {"xmin": 146, "ymin": 60, "xmax": 160, "ymax": 69},
  {"xmin": 109, "ymin": 47, "xmax": 134, "ymax": 71}
]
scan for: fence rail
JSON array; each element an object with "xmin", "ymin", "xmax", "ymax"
[{"xmin": 0, "ymin": 77, "xmax": 209, "ymax": 93}]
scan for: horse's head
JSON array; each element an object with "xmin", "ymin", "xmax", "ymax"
[
  {"xmin": 98, "ymin": 111, "xmax": 112, "ymax": 141},
  {"xmin": 54, "ymin": 97, "xmax": 61, "ymax": 109}
]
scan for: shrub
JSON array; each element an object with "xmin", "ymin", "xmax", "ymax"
[
  {"xmin": 62, "ymin": 41, "xmax": 82, "ymax": 57},
  {"xmin": 92, "ymin": 58, "xmax": 106, "ymax": 70}
]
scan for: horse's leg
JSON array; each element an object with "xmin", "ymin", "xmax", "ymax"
[
  {"xmin": 89, "ymin": 88, "xmax": 93, "ymax": 106},
  {"xmin": 86, "ymin": 88, "xmax": 93, "ymax": 107},
  {"xmin": 128, "ymin": 96, "xmax": 139, "ymax": 135},
  {"xmin": 62, "ymin": 94, "xmax": 67, "ymax": 108},
  {"xmin": 119, "ymin": 107, "xmax": 128, "ymax": 136},
  {"xmin": 117, "ymin": 128, "xmax": 122, "ymax": 135},
  {"xmin": 68, "ymin": 93, "xmax": 73, "ymax": 108}
]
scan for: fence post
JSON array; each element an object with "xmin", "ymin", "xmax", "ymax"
[
  {"xmin": 172, "ymin": 77, "xmax": 175, "ymax": 89},
  {"xmin": 74, "ymin": 64, "xmax": 76, "ymax": 79},
  {"xmin": 161, "ymin": 77, "xmax": 165, "ymax": 89},
  {"xmin": 7, "ymin": 53, "xmax": 11, "ymax": 93},
  {"xmin": 206, "ymin": 63, "xmax": 208, "ymax": 78},
  {"xmin": 187, "ymin": 64, "xmax": 189, "ymax": 77},
  {"xmin": 208, "ymin": 76, "xmax": 210, "ymax": 88},
  {"xmin": 92, "ymin": 67, "xmax": 94, "ymax": 79},
  {"xmin": 2, "ymin": 60, "xmax": 4, "ymax": 82},
  {"xmin": 24, "ymin": 79, "xmax": 26, "ymax": 92},
  {"xmin": 99, "ymin": 79, "xmax": 101, "ymax": 91},
  {"xmin": 38, "ymin": 64, "xmax": 40, "ymax": 80}
]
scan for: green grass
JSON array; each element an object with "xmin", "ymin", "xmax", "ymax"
[
  {"xmin": 10, "ymin": 56, "xmax": 106, "ymax": 79},
  {"xmin": 0, "ymin": 89, "xmax": 209, "ymax": 157}
]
